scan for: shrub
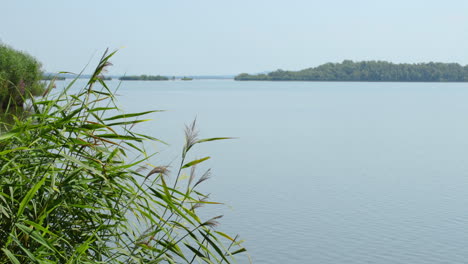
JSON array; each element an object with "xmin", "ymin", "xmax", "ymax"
[
  {"xmin": 0, "ymin": 44, "xmax": 46, "ymax": 110},
  {"xmin": 0, "ymin": 50, "xmax": 246, "ymax": 263}
]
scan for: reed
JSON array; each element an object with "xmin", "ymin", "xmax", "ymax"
[{"xmin": 0, "ymin": 50, "xmax": 246, "ymax": 263}]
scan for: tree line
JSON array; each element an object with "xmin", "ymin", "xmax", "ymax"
[
  {"xmin": 119, "ymin": 74, "xmax": 168, "ymax": 81},
  {"xmin": 235, "ymin": 60, "xmax": 468, "ymax": 82}
]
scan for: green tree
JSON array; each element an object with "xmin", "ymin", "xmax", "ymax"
[
  {"xmin": 0, "ymin": 44, "xmax": 45, "ymax": 109},
  {"xmin": 235, "ymin": 60, "xmax": 468, "ymax": 82}
]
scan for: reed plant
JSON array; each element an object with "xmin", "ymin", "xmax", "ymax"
[{"xmin": 0, "ymin": 50, "xmax": 246, "ymax": 263}]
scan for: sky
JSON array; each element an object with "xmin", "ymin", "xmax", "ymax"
[{"xmin": 2, "ymin": 0, "xmax": 468, "ymax": 75}]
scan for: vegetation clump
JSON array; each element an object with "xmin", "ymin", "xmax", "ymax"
[
  {"xmin": 235, "ymin": 60, "xmax": 468, "ymax": 82},
  {"xmin": 0, "ymin": 50, "xmax": 246, "ymax": 263},
  {"xmin": 119, "ymin": 75, "xmax": 169, "ymax": 81},
  {"xmin": 0, "ymin": 45, "xmax": 45, "ymax": 109},
  {"xmin": 42, "ymin": 74, "xmax": 65, "ymax": 81}
]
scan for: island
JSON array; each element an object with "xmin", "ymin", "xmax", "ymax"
[
  {"xmin": 119, "ymin": 75, "xmax": 169, "ymax": 81},
  {"xmin": 181, "ymin": 77, "xmax": 193, "ymax": 81},
  {"xmin": 42, "ymin": 75, "xmax": 65, "ymax": 80},
  {"xmin": 235, "ymin": 60, "xmax": 468, "ymax": 82}
]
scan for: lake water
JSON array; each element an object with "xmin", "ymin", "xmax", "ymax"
[{"xmin": 65, "ymin": 80, "xmax": 468, "ymax": 263}]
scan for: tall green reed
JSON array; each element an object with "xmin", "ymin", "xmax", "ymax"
[{"xmin": 0, "ymin": 50, "xmax": 246, "ymax": 263}]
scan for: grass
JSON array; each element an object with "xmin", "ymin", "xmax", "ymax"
[{"xmin": 0, "ymin": 50, "xmax": 246, "ymax": 263}]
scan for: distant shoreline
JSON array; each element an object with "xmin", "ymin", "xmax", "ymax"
[
  {"xmin": 42, "ymin": 74, "xmax": 235, "ymax": 81},
  {"xmin": 235, "ymin": 60, "xmax": 468, "ymax": 82},
  {"xmin": 119, "ymin": 75, "xmax": 169, "ymax": 81}
]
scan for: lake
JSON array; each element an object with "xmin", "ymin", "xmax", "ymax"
[{"xmin": 64, "ymin": 80, "xmax": 468, "ymax": 263}]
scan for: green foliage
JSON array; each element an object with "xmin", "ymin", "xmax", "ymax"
[
  {"xmin": 42, "ymin": 75, "xmax": 65, "ymax": 81},
  {"xmin": 119, "ymin": 75, "xmax": 169, "ymax": 81},
  {"xmin": 0, "ymin": 45, "xmax": 45, "ymax": 109},
  {"xmin": 0, "ymin": 50, "xmax": 246, "ymax": 263},
  {"xmin": 235, "ymin": 60, "xmax": 468, "ymax": 82}
]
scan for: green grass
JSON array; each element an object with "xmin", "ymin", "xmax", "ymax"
[{"xmin": 0, "ymin": 50, "xmax": 246, "ymax": 263}]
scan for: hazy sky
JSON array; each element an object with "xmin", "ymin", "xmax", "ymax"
[{"xmin": 2, "ymin": 0, "xmax": 468, "ymax": 75}]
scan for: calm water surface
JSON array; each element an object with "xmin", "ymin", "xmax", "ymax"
[{"xmin": 66, "ymin": 80, "xmax": 468, "ymax": 263}]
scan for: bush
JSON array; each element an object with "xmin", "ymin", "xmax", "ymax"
[
  {"xmin": 0, "ymin": 44, "xmax": 45, "ymax": 110},
  {"xmin": 0, "ymin": 50, "xmax": 246, "ymax": 263}
]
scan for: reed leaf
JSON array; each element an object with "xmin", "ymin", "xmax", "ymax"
[
  {"xmin": 182, "ymin": 157, "xmax": 210, "ymax": 169},
  {"xmin": 0, "ymin": 49, "xmax": 246, "ymax": 263}
]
